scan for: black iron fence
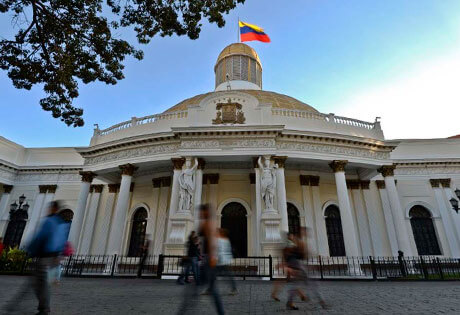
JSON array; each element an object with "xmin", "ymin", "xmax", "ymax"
[{"xmin": 1, "ymin": 255, "xmax": 460, "ymax": 280}]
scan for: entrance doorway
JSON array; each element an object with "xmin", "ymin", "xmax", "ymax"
[{"xmin": 221, "ymin": 202, "xmax": 247, "ymax": 258}]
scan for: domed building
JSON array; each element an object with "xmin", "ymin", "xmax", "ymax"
[{"xmin": 1, "ymin": 43, "xmax": 460, "ymax": 259}]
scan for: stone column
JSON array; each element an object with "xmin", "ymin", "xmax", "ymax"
[
  {"xmin": 23, "ymin": 185, "xmax": 48, "ymax": 242},
  {"xmin": 361, "ymin": 181, "xmax": 384, "ymax": 256},
  {"xmin": 107, "ymin": 164, "xmax": 137, "ymax": 255},
  {"xmin": 310, "ymin": 176, "xmax": 329, "ymax": 256},
  {"xmin": 274, "ymin": 156, "xmax": 288, "ymax": 233},
  {"xmin": 92, "ymin": 184, "xmax": 119, "ymax": 255},
  {"xmin": 0, "ymin": 185, "xmax": 13, "ymax": 236},
  {"xmin": 378, "ymin": 165, "xmax": 412, "ymax": 255},
  {"xmin": 438, "ymin": 179, "xmax": 460, "ymax": 257},
  {"xmin": 249, "ymin": 173, "xmax": 259, "ymax": 255},
  {"xmin": 153, "ymin": 177, "xmax": 171, "ymax": 255},
  {"xmin": 253, "ymin": 158, "xmax": 263, "ymax": 255},
  {"xmin": 79, "ymin": 184, "xmax": 103, "ymax": 254},
  {"xmin": 40, "ymin": 185, "xmax": 57, "ymax": 218},
  {"xmin": 193, "ymin": 159, "xmax": 205, "ymax": 229},
  {"xmin": 69, "ymin": 171, "xmax": 96, "ymax": 247},
  {"xmin": 329, "ymin": 160, "xmax": 360, "ymax": 256},
  {"xmin": 300, "ymin": 175, "xmax": 318, "ymax": 255},
  {"xmin": 207, "ymin": 174, "xmax": 219, "ymax": 211},
  {"xmin": 376, "ymin": 180, "xmax": 399, "ymax": 255},
  {"xmin": 348, "ymin": 180, "xmax": 373, "ymax": 256}
]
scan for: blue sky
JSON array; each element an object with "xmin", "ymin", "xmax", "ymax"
[{"xmin": 1, "ymin": 0, "xmax": 460, "ymax": 147}]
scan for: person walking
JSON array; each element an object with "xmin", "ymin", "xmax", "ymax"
[
  {"xmin": 216, "ymin": 228, "xmax": 237, "ymax": 295},
  {"xmin": 27, "ymin": 201, "xmax": 69, "ymax": 314},
  {"xmin": 177, "ymin": 231, "xmax": 200, "ymax": 285}
]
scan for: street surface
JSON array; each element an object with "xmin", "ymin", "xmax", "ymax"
[{"xmin": 0, "ymin": 276, "xmax": 459, "ymax": 314}]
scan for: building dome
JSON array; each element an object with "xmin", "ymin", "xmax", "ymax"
[
  {"xmin": 163, "ymin": 90, "xmax": 318, "ymax": 113},
  {"xmin": 214, "ymin": 43, "xmax": 262, "ymax": 91}
]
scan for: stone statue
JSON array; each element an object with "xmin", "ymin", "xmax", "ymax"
[
  {"xmin": 178, "ymin": 158, "xmax": 198, "ymax": 212},
  {"xmin": 258, "ymin": 156, "xmax": 277, "ymax": 211}
]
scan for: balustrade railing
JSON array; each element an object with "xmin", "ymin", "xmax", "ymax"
[{"xmin": 2, "ymin": 255, "xmax": 459, "ymax": 280}]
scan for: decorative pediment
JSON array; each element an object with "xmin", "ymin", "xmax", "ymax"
[{"xmin": 212, "ymin": 98, "xmax": 246, "ymax": 124}]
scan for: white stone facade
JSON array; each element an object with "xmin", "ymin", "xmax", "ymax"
[{"xmin": 1, "ymin": 43, "xmax": 460, "ymax": 258}]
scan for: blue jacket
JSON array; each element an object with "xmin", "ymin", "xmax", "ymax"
[{"xmin": 27, "ymin": 214, "xmax": 69, "ymax": 257}]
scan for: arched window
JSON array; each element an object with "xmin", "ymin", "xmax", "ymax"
[
  {"xmin": 409, "ymin": 206, "xmax": 441, "ymax": 255},
  {"xmin": 3, "ymin": 207, "xmax": 28, "ymax": 248},
  {"xmin": 221, "ymin": 202, "xmax": 247, "ymax": 258},
  {"xmin": 325, "ymin": 205, "xmax": 346, "ymax": 257},
  {"xmin": 287, "ymin": 203, "xmax": 301, "ymax": 236},
  {"xmin": 128, "ymin": 208, "xmax": 148, "ymax": 257},
  {"xmin": 59, "ymin": 209, "xmax": 74, "ymax": 240}
]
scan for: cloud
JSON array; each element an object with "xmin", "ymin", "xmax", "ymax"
[{"xmin": 338, "ymin": 49, "xmax": 460, "ymax": 140}]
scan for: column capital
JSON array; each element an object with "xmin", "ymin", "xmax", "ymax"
[
  {"xmin": 249, "ymin": 173, "xmax": 255, "ymax": 185},
  {"xmin": 378, "ymin": 165, "xmax": 396, "ymax": 177},
  {"xmin": 329, "ymin": 160, "xmax": 348, "ymax": 173},
  {"xmin": 273, "ymin": 156, "xmax": 287, "ymax": 168},
  {"xmin": 346, "ymin": 180, "xmax": 360, "ymax": 190},
  {"xmin": 152, "ymin": 178, "xmax": 162, "ymax": 188},
  {"xmin": 375, "ymin": 180, "xmax": 386, "ymax": 189},
  {"xmin": 309, "ymin": 175, "xmax": 320, "ymax": 186},
  {"xmin": 90, "ymin": 184, "xmax": 104, "ymax": 193},
  {"xmin": 197, "ymin": 158, "xmax": 206, "ymax": 170},
  {"xmin": 440, "ymin": 178, "xmax": 451, "ymax": 188},
  {"xmin": 108, "ymin": 184, "xmax": 120, "ymax": 193},
  {"xmin": 171, "ymin": 158, "xmax": 185, "ymax": 170},
  {"xmin": 161, "ymin": 176, "xmax": 171, "ymax": 187},
  {"xmin": 79, "ymin": 171, "xmax": 97, "ymax": 183},
  {"xmin": 360, "ymin": 180, "xmax": 370, "ymax": 190},
  {"xmin": 208, "ymin": 174, "xmax": 220, "ymax": 185},
  {"xmin": 39, "ymin": 185, "xmax": 48, "ymax": 194},
  {"xmin": 119, "ymin": 164, "xmax": 138, "ymax": 176},
  {"xmin": 429, "ymin": 179, "xmax": 441, "ymax": 188},
  {"xmin": 47, "ymin": 185, "xmax": 58, "ymax": 193},
  {"xmin": 3, "ymin": 184, "xmax": 13, "ymax": 194},
  {"xmin": 299, "ymin": 175, "xmax": 309, "ymax": 186}
]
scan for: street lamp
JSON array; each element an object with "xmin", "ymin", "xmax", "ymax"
[
  {"xmin": 9, "ymin": 194, "xmax": 29, "ymax": 217},
  {"xmin": 449, "ymin": 188, "xmax": 460, "ymax": 213}
]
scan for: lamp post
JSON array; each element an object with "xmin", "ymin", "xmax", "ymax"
[
  {"xmin": 449, "ymin": 188, "xmax": 460, "ymax": 213},
  {"xmin": 3, "ymin": 194, "xmax": 30, "ymax": 248}
]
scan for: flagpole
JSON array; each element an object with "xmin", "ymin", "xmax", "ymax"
[{"xmin": 237, "ymin": 17, "xmax": 240, "ymax": 43}]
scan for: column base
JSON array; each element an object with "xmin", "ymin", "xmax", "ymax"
[{"xmin": 165, "ymin": 215, "xmax": 194, "ymax": 254}]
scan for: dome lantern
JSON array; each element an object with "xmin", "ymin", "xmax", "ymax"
[{"xmin": 214, "ymin": 43, "xmax": 262, "ymax": 91}]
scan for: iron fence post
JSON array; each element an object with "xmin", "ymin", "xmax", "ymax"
[
  {"xmin": 157, "ymin": 254, "xmax": 164, "ymax": 279},
  {"xmin": 111, "ymin": 254, "xmax": 117, "ymax": 277},
  {"xmin": 420, "ymin": 256, "xmax": 428, "ymax": 280},
  {"xmin": 65, "ymin": 255, "xmax": 73, "ymax": 276},
  {"xmin": 436, "ymin": 257, "xmax": 444, "ymax": 280},
  {"xmin": 269, "ymin": 255, "xmax": 273, "ymax": 280},
  {"xmin": 319, "ymin": 256, "xmax": 324, "ymax": 280},
  {"xmin": 370, "ymin": 256, "xmax": 377, "ymax": 280},
  {"xmin": 398, "ymin": 254, "xmax": 407, "ymax": 277}
]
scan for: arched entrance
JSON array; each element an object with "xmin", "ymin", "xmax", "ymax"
[
  {"xmin": 287, "ymin": 203, "xmax": 301, "ymax": 236},
  {"xmin": 128, "ymin": 207, "xmax": 148, "ymax": 257},
  {"xmin": 409, "ymin": 206, "xmax": 441, "ymax": 255},
  {"xmin": 325, "ymin": 205, "xmax": 346, "ymax": 257},
  {"xmin": 221, "ymin": 202, "xmax": 247, "ymax": 258}
]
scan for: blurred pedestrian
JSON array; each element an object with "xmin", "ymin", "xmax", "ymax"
[
  {"xmin": 177, "ymin": 204, "xmax": 224, "ymax": 315},
  {"xmin": 137, "ymin": 235, "xmax": 151, "ymax": 277},
  {"xmin": 271, "ymin": 231, "xmax": 294, "ymax": 302},
  {"xmin": 216, "ymin": 228, "xmax": 237, "ymax": 295},
  {"xmin": 27, "ymin": 200, "xmax": 69, "ymax": 314},
  {"xmin": 48, "ymin": 211, "xmax": 73, "ymax": 285},
  {"xmin": 177, "ymin": 231, "xmax": 200, "ymax": 285},
  {"xmin": 0, "ymin": 237, "xmax": 4, "ymax": 257}
]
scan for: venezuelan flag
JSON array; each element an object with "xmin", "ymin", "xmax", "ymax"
[{"xmin": 239, "ymin": 21, "xmax": 271, "ymax": 43}]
